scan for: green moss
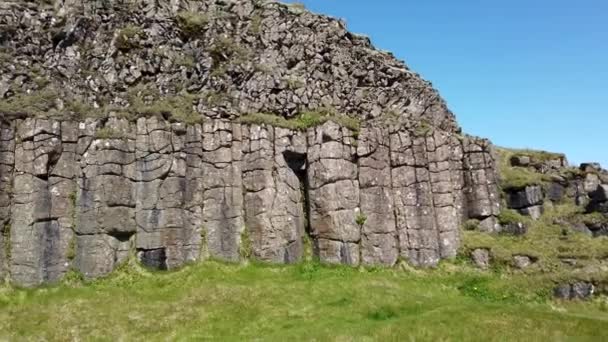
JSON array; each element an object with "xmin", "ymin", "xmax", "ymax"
[
  {"xmin": 239, "ymin": 111, "xmax": 360, "ymax": 133},
  {"xmin": 414, "ymin": 119, "xmax": 433, "ymax": 136},
  {"xmin": 239, "ymin": 228, "xmax": 253, "ymax": 260},
  {"xmin": 497, "ymin": 148, "xmax": 551, "ymax": 190},
  {"xmin": 249, "ymin": 13, "xmax": 263, "ymax": 35},
  {"xmin": 0, "ymin": 88, "xmax": 58, "ymax": 117},
  {"xmin": 462, "ymin": 203, "xmax": 608, "ymax": 282},
  {"xmin": 462, "ymin": 219, "xmax": 480, "ymax": 231},
  {"xmin": 115, "ymin": 25, "xmax": 143, "ymax": 52},
  {"xmin": 175, "ymin": 54, "xmax": 196, "ymax": 69},
  {"xmin": 497, "ymin": 209, "xmax": 530, "ymax": 226},
  {"xmin": 66, "ymin": 235, "xmax": 76, "ymax": 261},
  {"xmin": 355, "ymin": 213, "xmax": 367, "ymax": 227},
  {"xmin": 176, "ymin": 11, "xmax": 209, "ymax": 39},
  {"xmin": 94, "ymin": 127, "xmax": 125, "ymax": 140},
  {"xmin": 208, "ymin": 36, "xmax": 250, "ymax": 77}
]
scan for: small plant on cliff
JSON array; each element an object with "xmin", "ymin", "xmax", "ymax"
[
  {"xmin": 176, "ymin": 11, "xmax": 209, "ymax": 39},
  {"xmin": 355, "ymin": 213, "xmax": 367, "ymax": 227},
  {"xmin": 94, "ymin": 127, "xmax": 125, "ymax": 140},
  {"xmin": 497, "ymin": 209, "xmax": 529, "ymax": 226},
  {"xmin": 2, "ymin": 223, "xmax": 10, "ymax": 261},
  {"xmin": 115, "ymin": 25, "xmax": 143, "ymax": 52},
  {"xmin": 239, "ymin": 228, "xmax": 253, "ymax": 260},
  {"xmin": 462, "ymin": 219, "xmax": 480, "ymax": 231}
]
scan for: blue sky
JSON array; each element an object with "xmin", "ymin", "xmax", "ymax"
[{"xmin": 285, "ymin": 0, "xmax": 607, "ymax": 167}]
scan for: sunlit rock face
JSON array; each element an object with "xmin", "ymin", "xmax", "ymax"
[{"xmin": 0, "ymin": 0, "xmax": 502, "ymax": 286}]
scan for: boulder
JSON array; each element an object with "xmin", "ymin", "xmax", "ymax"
[
  {"xmin": 512, "ymin": 255, "xmax": 535, "ymax": 269},
  {"xmin": 510, "ymin": 155, "xmax": 531, "ymax": 167},
  {"xmin": 518, "ymin": 205, "xmax": 544, "ymax": 220},
  {"xmin": 502, "ymin": 222, "xmax": 528, "ymax": 236},
  {"xmin": 471, "ymin": 249, "xmax": 491, "ymax": 269},
  {"xmin": 554, "ymin": 282, "xmax": 595, "ymax": 300},
  {"xmin": 507, "ymin": 186, "xmax": 543, "ymax": 209}
]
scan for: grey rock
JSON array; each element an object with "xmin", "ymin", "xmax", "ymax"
[
  {"xmin": 554, "ymin": 282, "xmax": 595, "ymax": 300},
  {"xmin": 512, "ymin": 255, "xmax": 535, "ymax": 269},
  {"xmin": 507, "ymin": 186, "xmax": 543, "ymax": 209},
  {"xmin": 510, "ymin": 155, "xmax": 531, "ymax": 167},
  {"xmin": 518, "ymin": 205, "xmax": 544, "ymax": 220},
  {"xmin": 471, "ymin": 248, "xmax": 491, "ymax": 269},
  {"xmin": 502, "ymin": 222, "xmax": 528, "ymax": 236}
]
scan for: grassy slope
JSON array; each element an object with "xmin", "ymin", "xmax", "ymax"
[{"xmin": 1, "ymin": 260, "xmax": 607, "ymax": 341}]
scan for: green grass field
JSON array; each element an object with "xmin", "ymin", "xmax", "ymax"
[{"xmin": 1, "ymin": 260, "xmax": 607, "ymax": 341}]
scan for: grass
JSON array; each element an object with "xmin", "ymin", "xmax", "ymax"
[
  {"xmin": 115, "ymin": 25, "xmax": 143, "ymax": 52},
  {"xmin": 497, "ymin": 147, "xmax": 552, "ymax": 190},
  {"xmin": 0, "ymin": 260, "xmax": 607, "ymax": 340},
  {"xmin": 462, "ymin": 203, "xmax": 608, "ymax": 282},
  {"xmin": 176, "ymin": 11, "xmax": 209, "ymax": 39},
  {"xmin": 239, "ymin": 110, "xmax": 360, "ymax": 133}
]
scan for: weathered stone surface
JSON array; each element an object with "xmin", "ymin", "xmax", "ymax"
[
  {"xmin": 358, "ymin": 124, "xmax": 398, "ymax": 266},
  {"xmin": 512, "ymin": 255, "xmax": 534, "ymax": 269},
  {"xmin": 502, "ymin": 222, "xmax": 528, "ymax": 236},
  {"xmin": 554, "ymin": 282, "xmax": 595, "ymax": 300},
  {"xmin": 471, "ymin": 248, "xmax": 491, "ymax": 269},
  {"xmin": 9, "ymin": 119, "xmax": 74, "ymax": 287},
  {"xmin": 0, "ymin": 0, "xmax": 515, "ymax": 285},
  {"xmin": 308, "ymin": 121, "xmax": 360, "ymax": 265},
  {"xmin": 242, "ymin": 125, "xmax": 305, "ymax": 263},
  {"xmin": 201, "ymin": 120, "xmax": 244, "ymax": 262},
  {"xmin": 507, "ymin": 186, "xmax": 543, "ymax": 210},
  {"xmin": 518, "ymin": 205, "xmax": 544, "ymax": 221}
]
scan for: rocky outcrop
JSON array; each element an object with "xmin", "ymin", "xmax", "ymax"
[
  {"xmin": 0, "ymin": 117, "xmax": 501, "ymax": 286},
  {"xmin": 0, "ymin": 0, "xmax": 506, "ymax": 286}
]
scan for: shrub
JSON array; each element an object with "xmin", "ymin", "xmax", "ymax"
[
  {"xmin": 95, "ymin": 127, "xmax": 125, "ymax": 140},
  {"xmin": 115, "ymin": 25, "xmax": 143, "ymax": 52},
  {"xmin": 176, "ymin": 11, "xmax": 209, "ymax": 39},
  {"xmin": 497, "ymin": 209, "xmax": 528, "ymax": 226},
  {"xmin": 462, "ymin": 219, "xmax": 480, "ymax": 231},
  {"xmin": 239, "ymin": 228, "xmax": 253, "ymax": 260},
  {"xmin": 355, "ymin": 213, "xmax": 367, "ymax": 226}
]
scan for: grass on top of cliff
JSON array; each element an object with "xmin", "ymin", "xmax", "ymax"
[{"xmin": 1, "ymin": 260, "xmax": 608, "ymax": 341}]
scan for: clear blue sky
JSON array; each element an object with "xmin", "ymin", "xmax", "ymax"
[{"xmin": 285, "ymin": 0, "xmax": 607, "ymax": 167}]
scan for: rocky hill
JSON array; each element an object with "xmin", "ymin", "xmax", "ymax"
[{"xmin": 0, "ymin": 0, "xmax": 605, "ymax": 291}]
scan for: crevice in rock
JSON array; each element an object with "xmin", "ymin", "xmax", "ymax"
[
  {"xmin": 137, "ymin": 248, "xmax": 167, "ymax": 270},
  {"xmin": 283, "ymin": 149, "xmax": 311, "ymax": 257}
]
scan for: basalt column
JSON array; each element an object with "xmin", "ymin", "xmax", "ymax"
[
  {"xmin": 307, "ymin": 121, "xmax": 360, "ymax": 265},
  {"xmin": 242, "ymin": 124, "xmax": 307, "ymax": 263},
  {"xmin": 75, "ymin": 118, "xmax": 136, "ymax": 279},
  {"xmin": 462, "ymin": 138, "xmax": 501, "ymax": 232},
  {"xmin": 0, "ymin": 122, "xmax": 14, "ymax": 279},
  {"xmin": 10, "ymin": 119, "xmax": 76, "ymax": 286},
  {"xmin": 134, "ymin": 118, "xmax": 203, "ymax": 270},
  {"xmin": 201, "ymin": 120, "xmax": 245, "ymax": 262},
  {"xmin": 357, "ymin": 124, "xmax": 398, "ymax": 266}
]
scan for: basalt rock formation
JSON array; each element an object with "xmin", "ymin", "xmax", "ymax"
[{"xmin": 0, "ymin": 0, "xmax": 501, "ymax": 286}]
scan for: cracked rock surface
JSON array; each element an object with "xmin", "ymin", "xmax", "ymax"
[
  {"xmin": 0, "ymin": 0, "xmax": 504, "ymax": 286},
  {"xmin": 0, "ymin": 118, "xmax": 501, "ymax": 286}
]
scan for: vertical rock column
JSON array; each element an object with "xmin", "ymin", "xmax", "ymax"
[
  {"xmin": 462, "ymin": 138, "xmax": 501, "ymax": 232},
  {"xmin": 357, "ymin": 124, "xmax": 398, "ymax": 266},
  {"xmin": 307, "ymin": 121, "xmax": 360, "ymax": 265},
  {"xmin": 10, "ymin": 119, "xmax": 74, "ymax": 286},
  {"xmin": 134, "ymin": 118, "xmax": 203, "ymax": 269},
  {"xmin": 426, "ymin": 130, "xmax": 461, "ymax": 259},
  {"xmin": 201, "ymin": 120, "xmax": 244, "ymax": 261},
  {"xmin": 75, "ymin": 119, "xmax": 136, "ymax": 278},
  {"xmin": 242, "ymin": 124, "xmax": 307, "ymax": 263},
  {"xmin": 0, "ymin": 122, "xmax": 14, "ymax": 279},
  {"xmin": 390, "ymin": 127, "xmax": 441, "ymax": 267}
]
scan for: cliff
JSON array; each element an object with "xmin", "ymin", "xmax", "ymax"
[{"xmin": 2, "ymin": 0, "xmax": 502, "ymax": 286}]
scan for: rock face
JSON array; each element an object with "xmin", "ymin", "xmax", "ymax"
[
  {"xmin": 0, "ymin": 0, "xmax": 504, "ymax": 286},
  {"xmin": 0, "ymin": 117, "xmax": 501, "ymax": 286}
]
